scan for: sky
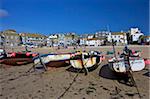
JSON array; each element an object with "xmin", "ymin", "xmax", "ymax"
[{"xmin": 0, "ymin": 0, "xmax": 149, "ymax": 35}]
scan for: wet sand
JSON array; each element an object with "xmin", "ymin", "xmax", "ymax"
[{"xmin": 0, "ymin": 45, "xmax": 149, "ymax": 99}]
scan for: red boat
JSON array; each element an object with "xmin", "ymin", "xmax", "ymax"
[{"xmin": 0, "ymin": 51, "xmax": 38, "ymax": 66}]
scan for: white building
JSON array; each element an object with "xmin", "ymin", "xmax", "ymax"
[
  {"xmin": 130, "ymin": 28, "xmax": 144, "ymax": 42},
  {"xmin": 79, "ymin": 38, "xmax": 87, "ymax": 45},
  {"xmin": 130, "ymin": 28, "xmax": 140, "ymax": 35},
  {"xmin": 86, "ymin": 38, "xmax": 105, "ymax": 46},
  {"xmin": 107, "ymin": 32, "xmax": 127, "ymax": 45},
  {"xmin": 47, "ymin": 34, "xmax": 58, "ymax": 46},
  {"xmin": 95, "ymin": 31, "xmax": 110, "ymax": 37}
]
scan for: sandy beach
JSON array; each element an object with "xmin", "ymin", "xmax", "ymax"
[{"xmin": 0, "ymin": 45, "xmax": 150, "ymax": 99}]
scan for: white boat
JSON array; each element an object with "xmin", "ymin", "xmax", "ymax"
[
  {"xmin": 33, "ymin": 53, "xmax": 73, "ymax": 67},
  {"xmin": 108, "ymin": 57, "xmax": 145, "ymax": 73}
]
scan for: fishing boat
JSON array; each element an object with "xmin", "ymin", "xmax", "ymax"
[
  {"xmin": 33, "ymin": 51, "xmax": 102, "ymax": 70},
  {"xmin": 0, "ymin": 51, "xmax": 38, "ymax": 65},
  {"xmin": 108, "ymin": 44, "xmax": 145, "ymax": 73},
  {"xmin": 33, "ymin": 52, "xmax": 76, "ymax": 68},
  {"xmin": 70, "ymin": 51, "xmax": 101, "ymax": 69},
  {"xmin": 108, "ymin": 57, "xmax": 145, "ymax": 73}
]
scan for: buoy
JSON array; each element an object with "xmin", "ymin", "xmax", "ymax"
[
  {"xmin": 26, "ymin": 52, "xmax": 31, "ymax": 56},
  {"xmin": 32, "ymin": 53, "xmax": 38, "ymax": 57},
  {"xmin": 11, "ymin": 52, "xmax": 16, "ymax": 57},
  {"xmin": 144, "ymin": 59, "xmax": 150, "ymax": 65}
]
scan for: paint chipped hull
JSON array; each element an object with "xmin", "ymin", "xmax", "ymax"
[
  {"xmin": 0, "ymin": 52, "xmax": 38, "ymax": 66},
  {"xmin": 33, "ymin": 53, "xmax": 72, "ymax": 67},
  {"xmin": 70, "ymin": 52, "xmax": 101, "ymax": 69},
  {"xmin": 108, "ymin": 57, "xmax": 145, "ymax": 73},
  {"xmin": 0, "ymin": 58, "xmax": 33, "ymax": 66}
]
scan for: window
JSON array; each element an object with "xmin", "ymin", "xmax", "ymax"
[{"xmin": 11, "ymin": 36, "xmax": 13, "ymax": 39}]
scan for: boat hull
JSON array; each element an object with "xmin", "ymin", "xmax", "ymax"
[
  {"xmin": 70, "ymin": 52, "xmax": 101, "ymax": 69},
  {"xmin": 0, "ymin": 58, "xmax": 33, "ymax": 66},
  {"xmin": 45, "ymin": 60, "xmax": 70, "ymax": 67},
  {"xmin": 33, "ymin": 53, "xmax": 72, "ymax": 67},
  {"xmin": 109, "ymin": 57, "xmax": 145, "ymax": 73}
]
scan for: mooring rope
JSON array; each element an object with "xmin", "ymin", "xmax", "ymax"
[
  {"xmin": 0, "ymin": 62, "xmax": 40, "ymax": 83},
  {"xmin": 57, "ymin": 68, "xmax": 83, "ymax": 99},
  {"xmin": 57, "ymin": 52, "xmax": 93, "ymax": 99}
]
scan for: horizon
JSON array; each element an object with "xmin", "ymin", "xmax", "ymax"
[{"xmin": 0, "ymin": 0, "xmax": 149, "ymax": 35}]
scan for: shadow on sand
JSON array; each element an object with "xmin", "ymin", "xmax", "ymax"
[
  {"xmin": 143, "ymin": 71, "xmax": 150, "ymax": 77},
  {"xmin": 99, "ymin": 64, "xmax": 133, "ymax": 86},
  {"xmin": 66, "ymin": 63, "xmax": 99, "ymax": 73}
]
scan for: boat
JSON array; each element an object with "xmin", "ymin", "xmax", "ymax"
[
  {"xmin": 108, "ymin": 45, "xmax": 145, "ymax": 73},
  {"xmin": 33, "ymin": 51, "xmax": 102, "ymax": 70},
  {"xmin": 33, "ymin": 52, "xmax": 75, "ymax": 68},
  {"xmin": 70, "ymin": 51, "xmax": 102, "ymax": 69},
  {"xmin": 0, "ymin": 51, "xmax": 38, "ymax": 65},
  {"xmin": 108, "ymin": 57, "xmax": 145, "ymax": 73}
]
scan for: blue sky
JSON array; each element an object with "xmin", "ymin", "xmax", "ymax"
[{"xmin": 0, "ymin": 0, "xmax": 149, "ymax": 35}]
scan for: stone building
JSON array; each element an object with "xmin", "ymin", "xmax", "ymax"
[
  {"xmin": 20, "ymin": 33, "xmax": 47, "ymax": 46},
  {"xmin": 2, "ymin": 29, "xmax": 21, "ymax": 46}
]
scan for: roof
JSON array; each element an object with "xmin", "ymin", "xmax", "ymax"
[
  {"xmin": 2, "ymin": 32, "xmax": 19, "ymax": 36},
  {"xmin": 144, "ymin": 36, "xmax": 150, "ymax": 38},
  {"xmin": 111, "ymin": 32, "xmax": 126, "ymax": 35},
  {"xmin": 2, "ymin": 29, "xmax": 19, "ymax": 36},
  {"xmin": 20, "ymin": 33, "xmax": 46, "ymax": 38},
  {"xmin": 87, "ymin": 38, "xmax": 105, "ymax": 40},
  {"xmin": 4, "ymin": 29, "xmax": 16, "ymax": 33}
]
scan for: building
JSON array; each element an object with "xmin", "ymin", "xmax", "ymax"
[
  {"xmin": 130, "ymin": 28, "xmax": 140, "ymax": 35},
  {"xmin": 46, "ymin": 32, "xmax": 79, "ymax": 47},
  {"xmin": 64, "ymin": 33, "xmax": 78, "ymax": 46},
  {"xmin": 144, "ymin": 36, "xmax": 150, "ymax": 45},
  {"xmin": 107, "ymin": 32, "xmax": 127, "ymax": 45},
  {"xmin": 2, "ymin": 29, "xmax": 21, "ymax": 46},
  {"xmin": 46, "ymin": 34, "xmax": 59, "ymax": 47},
  {"xmin": 86, "ymin": 38, "xmax": 105, "ymax": 46},
  {"xmin": 0, "ymin": 33, "xmax": 5, "ymax": 47},
  {"xmin": 144, "ymin": 36, "xmax": 150, "ymax": 42},
  {"xmin": 95, "ymin": 31, "xmax": 110, "ymax": 37},
  {"xmin": 130, "ymin": 28, "xmax": 144, "ymax": 42},
  {"xmin": 79, "ymin": 38, "xmax": 87, "ymax": 46},
  {"xmin": 20, "ymin": 33, "xmax": 47, "ymax": 46}
]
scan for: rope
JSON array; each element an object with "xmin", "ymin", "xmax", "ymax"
[
  {"xmin": 58, "ymin": 52, "xmax": 94, "ymax": 99},
  {"xmin": 128, "ymin": 70, "xmax": 142, "ymax": 99},
  {"xmin": 57, "ymin": 68, "xmax": 83, "ymax": 99},
  {"xmin": 0, "ymin": 62, "xmax": 39, "ymax": 83}
]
